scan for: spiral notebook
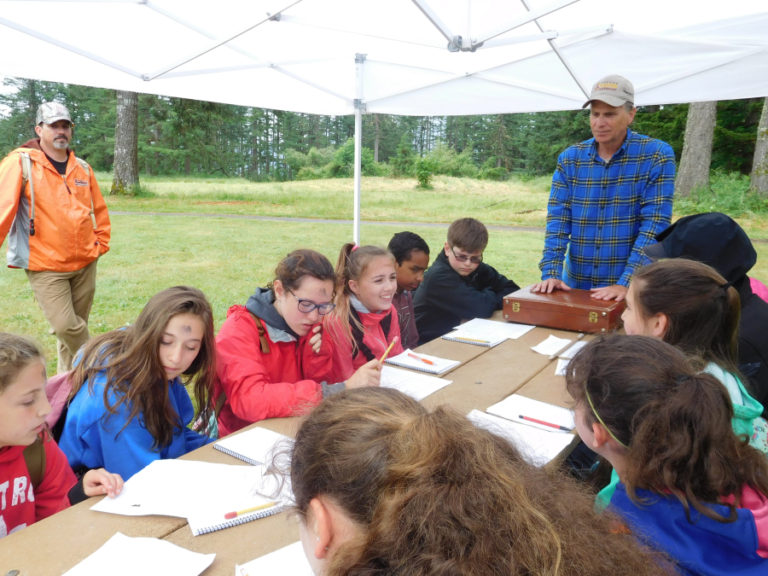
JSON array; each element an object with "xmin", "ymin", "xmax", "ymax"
[
  {"xmin": 187, "ymin": 494, "xmax": 282, "ymax": 536},
  {"xmin": 214, "ymin": 426, "xmax": 292, "ymax": 466},
  {"xmin": 91, "ymin": 459, "xmax": 288, "ymax": 536},
  {"xmin": 442, "ymin": 318, "xmax": 535, "ymax": 347},
  {"xmin": 384, "ymin": 348, "xmax": 460, "ymax": 375},
  {"xmin": 441, "ymin": 329, "xmax": 506, "ymax": 347}
]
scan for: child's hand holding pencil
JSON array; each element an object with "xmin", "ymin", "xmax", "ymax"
[{"xmin": 379, "ymin": 336, "xmax": 399, "ymax": 363}]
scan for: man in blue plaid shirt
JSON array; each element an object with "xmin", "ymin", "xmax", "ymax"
[{"xmin": 533, "ymin": 74, "xmax": 675, "ymax": 302}]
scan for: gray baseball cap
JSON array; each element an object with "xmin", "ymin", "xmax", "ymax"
[
  {"xmin": 582, "ymin": 74, "xmax": 634, "ymax": 108},
  {"xmin": 36, "ymin": 102, "xmax": 73, "ymax": 125}
]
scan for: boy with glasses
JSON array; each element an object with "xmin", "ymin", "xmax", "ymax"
[{"xmin": 414, "ymin": 218, "xmax": 519, "ymax": 344}]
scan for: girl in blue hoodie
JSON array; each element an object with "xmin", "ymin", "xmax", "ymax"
[
  {"xmin": 59, "ymin": 286, "xmax": 216, "ymax": 480},
  {"xmin": 567, "ymin": 334, "xmax": 768, "ymax": 576}
]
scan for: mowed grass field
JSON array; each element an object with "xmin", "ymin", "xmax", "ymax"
[{"xmin": 2, "ymin": 173, "xmax": 767, "ymax": 374}]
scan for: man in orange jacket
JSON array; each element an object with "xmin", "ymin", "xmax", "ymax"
[{"xmin": 0, "ymin": 102, "xmax": 111, "ymax": 372}]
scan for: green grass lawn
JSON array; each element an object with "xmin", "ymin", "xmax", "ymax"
[{"xmin": 2, "ymin": 173, "xmax": 767, "ymax": 374}]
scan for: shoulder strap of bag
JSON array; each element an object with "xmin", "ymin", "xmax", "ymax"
[
  {"xmin": 23, "ymin": 435, "xmax": 46, "ymax": 490},
  {"xmin": 19, "ymin": 151, "xmax": 36, "ymax": 236},
  {"xmin": 75, "ymin": 156, "xmax": 97, "ymax": 229},
  {"xmin": 349, "ymin": 307, "xmax": 392, "ymax": 362},
  {"xmin": 247, "ymin": 311, "xmax": 271, "ymax": 354}
]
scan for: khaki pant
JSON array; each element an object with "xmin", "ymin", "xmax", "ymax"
[{"xmin": 26, "ymin": 259, "xmax": 98, "ymax": 372}]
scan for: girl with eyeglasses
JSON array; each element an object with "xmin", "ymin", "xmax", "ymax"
[
  {"xmin": 322, "ymin": 244, "xmax": 404, "ymax": 384},
  {"xmin": 214, "ymin": 249, "xmax": 381, "ymax": 437},
  {"xmin": 566, "ymin": 334, "xmax": 768, "ymax": 576}
]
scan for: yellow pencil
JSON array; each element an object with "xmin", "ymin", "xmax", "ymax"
[
  {"xmin": 456, "ymin": 336, "xmax": 491, "ymax": 345},
  {"xmin": 224, "ymin": 501, "xmax": 278, "ymax": 520},
  {"xmin": 379, "ymin": 335, "xmax": 399, "ymax": 362}
]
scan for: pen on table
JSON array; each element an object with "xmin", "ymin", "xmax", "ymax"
[
  {"xmin": 408, "ymin": 352, "xmax": 434, "ymax": 365},
  {"xmin": 379, "ymin": 336, "xmax": 399, "ymax": 363},
  {"xmin": 224, "ymin": 501, "xmax": 278, "ymax": 520},
  {"xmin": 548, "ymin": 332, "xmax": 585, "ymax": 361},
  {"xmin": 518, "ymin": 414, "xmax": 573, "ymax": 432}
]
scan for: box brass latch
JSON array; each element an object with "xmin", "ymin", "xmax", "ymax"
[{"xmin": 588, "ymin": 311, "xmax": 599, "ymax": 323}]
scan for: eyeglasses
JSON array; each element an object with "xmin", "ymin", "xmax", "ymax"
[
  {"xmin": 450, "ymin": 246, "xmax": 483, "ymax": 265},
  {"xmin": 287, "ymin": 289, "xmax": 335, "ymax": 315}
]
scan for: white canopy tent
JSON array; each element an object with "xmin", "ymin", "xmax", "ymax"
[{"xmin": 1, "ymin": 0, "xmax": 767, "ymax": 241}]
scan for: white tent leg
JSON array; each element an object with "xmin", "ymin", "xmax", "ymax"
[{"xmin": 353, "ymin": 53, "xmax": 366, "ymax": 245}]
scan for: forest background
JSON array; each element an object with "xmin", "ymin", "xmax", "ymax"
[
  {"xmin": 1, "ymin": 78, "xmax": 766, "ymax": 183},
  {"xmin": 1, "ymin": 78, "xmax": 767, "ymax": 372}
]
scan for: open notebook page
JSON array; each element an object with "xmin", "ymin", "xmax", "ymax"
[
  {"xmin": 452, "ymin": 317, "xmax": 535, "ymax": 340},
  {"xmin": 467, "ymin": 409, "xmax": 574, "ymax": 467},
  {"xmin": 384, "ymin": 348, "xmax": 460, "ymax": 375},
  {"xmin": 91, "ymin": 459, "xmax": 289, "ymax": 535},
  {"xmin": 485, "ymin": 394, "xmax": 575, "ymax": 432},
  {"xmin": 381, "ymin": 365, "xmax": 452, "ymax": 401}
]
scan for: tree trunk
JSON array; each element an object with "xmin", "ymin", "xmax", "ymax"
[
  {"xmin": 111, "ymin": 91, "xmax": 139, "ymax": 195},
  {"xmin": 675, "ymin": 101, "xmax": 716, "ymax": 198},
  {"xmin": 751, "ymin": 97, "xmax": 768, "ymax": 195}
]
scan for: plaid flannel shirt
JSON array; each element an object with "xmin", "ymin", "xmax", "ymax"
[{"xmin": 539, "ymin": 129, "xmax": 675, "ymax": 289}]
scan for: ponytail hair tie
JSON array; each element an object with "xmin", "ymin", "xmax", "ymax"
[
  {"xmin": 720, "ymin": 281, "xmax": 732, "ymax": 290},
  {"xmin": 351, "ymin": 244, "xmax": 359, "ymax": 252}
]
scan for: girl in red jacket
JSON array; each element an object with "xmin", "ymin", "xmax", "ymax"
[
  {"xmin": 0, "ymin": 333, "xmax": 122, "ymax": 538},
  {"xmin": 323, "ymin": 244, "xmax": 404, "ymax": 383},
  {"xmin": 214, "ymin": 249, "xmax": 380, "ymax": 437}
]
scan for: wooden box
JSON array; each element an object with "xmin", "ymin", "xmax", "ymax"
[{"xmin": 502, "ymin": 285, "xmax": 625, "ymax": 333}]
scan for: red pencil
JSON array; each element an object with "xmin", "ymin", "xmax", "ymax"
[
  {"xmin": 408, "ymin": 352, "xmax": 434, "ymax": 365},
  {"xmin": 518, "ymin": 414, "xmax": 572, "ymax": 432}
]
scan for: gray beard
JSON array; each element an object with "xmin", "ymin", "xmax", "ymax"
[{"xmin": 52, "ymin": 139, "xmax": 68, "ymax": 150}]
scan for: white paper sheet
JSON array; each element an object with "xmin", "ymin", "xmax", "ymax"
[
  {"xmin": 381, "ymin": 365, "xmax": 452, "ymax": 401},
  {"xmin": 558, "ymin": 339, "xmax": 588, "ymax": 359},
  {"xmin": 62, "ymin": 532, "xmax": 214, "ymax": 576},
  {"xmin": 236, "ymin": 541, "xmax": 313, "ymax": 576},
  {"xmin": 531, "ymin": 334, "xmax": 572, "ymax": 356}
]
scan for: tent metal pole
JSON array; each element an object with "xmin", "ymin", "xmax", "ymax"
[
  {"xmin": 353, "ymin": 53, "xmax": 366, "ymax": 245},
  {"xmin": 353, "ymin": 105, "xmax": 362, "ymax": 245}
]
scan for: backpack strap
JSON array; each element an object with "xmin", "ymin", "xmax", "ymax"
[
  {"xmin": 247, "ymin": 311, "xmax": 271, "ymax": 354},
  {"xmin": 19, "ymin": 151, "xmax": 36, "ymax": 236},
  {"xmin": 349, "ymin": 308, "xmax": 392, "ymax": 362},
  {"xmin": 23, "ymin": 435, "xmax": 46, "ymax": 490},
  {"xmin": 75, "ymin": 157, "xmax": 98, "ymax": 229}
]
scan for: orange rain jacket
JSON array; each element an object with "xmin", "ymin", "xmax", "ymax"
[{"xmin": 0, "ymin": 139, "xmax": 110, "ymax": 272}]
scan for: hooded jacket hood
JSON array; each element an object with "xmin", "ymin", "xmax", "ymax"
[{"xmin": 245, "ymin": 287, "xmax": 299, "ymax": 341}]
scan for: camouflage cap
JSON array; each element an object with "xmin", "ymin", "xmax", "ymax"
[{"xmin": 36, "ymin": 102, "xmax": 72, "ymax": 125}]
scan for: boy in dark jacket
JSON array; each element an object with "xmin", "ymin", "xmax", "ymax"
[{"xmin": 414, "ymin": 218, "xmax": 519, "ymax": 344}]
